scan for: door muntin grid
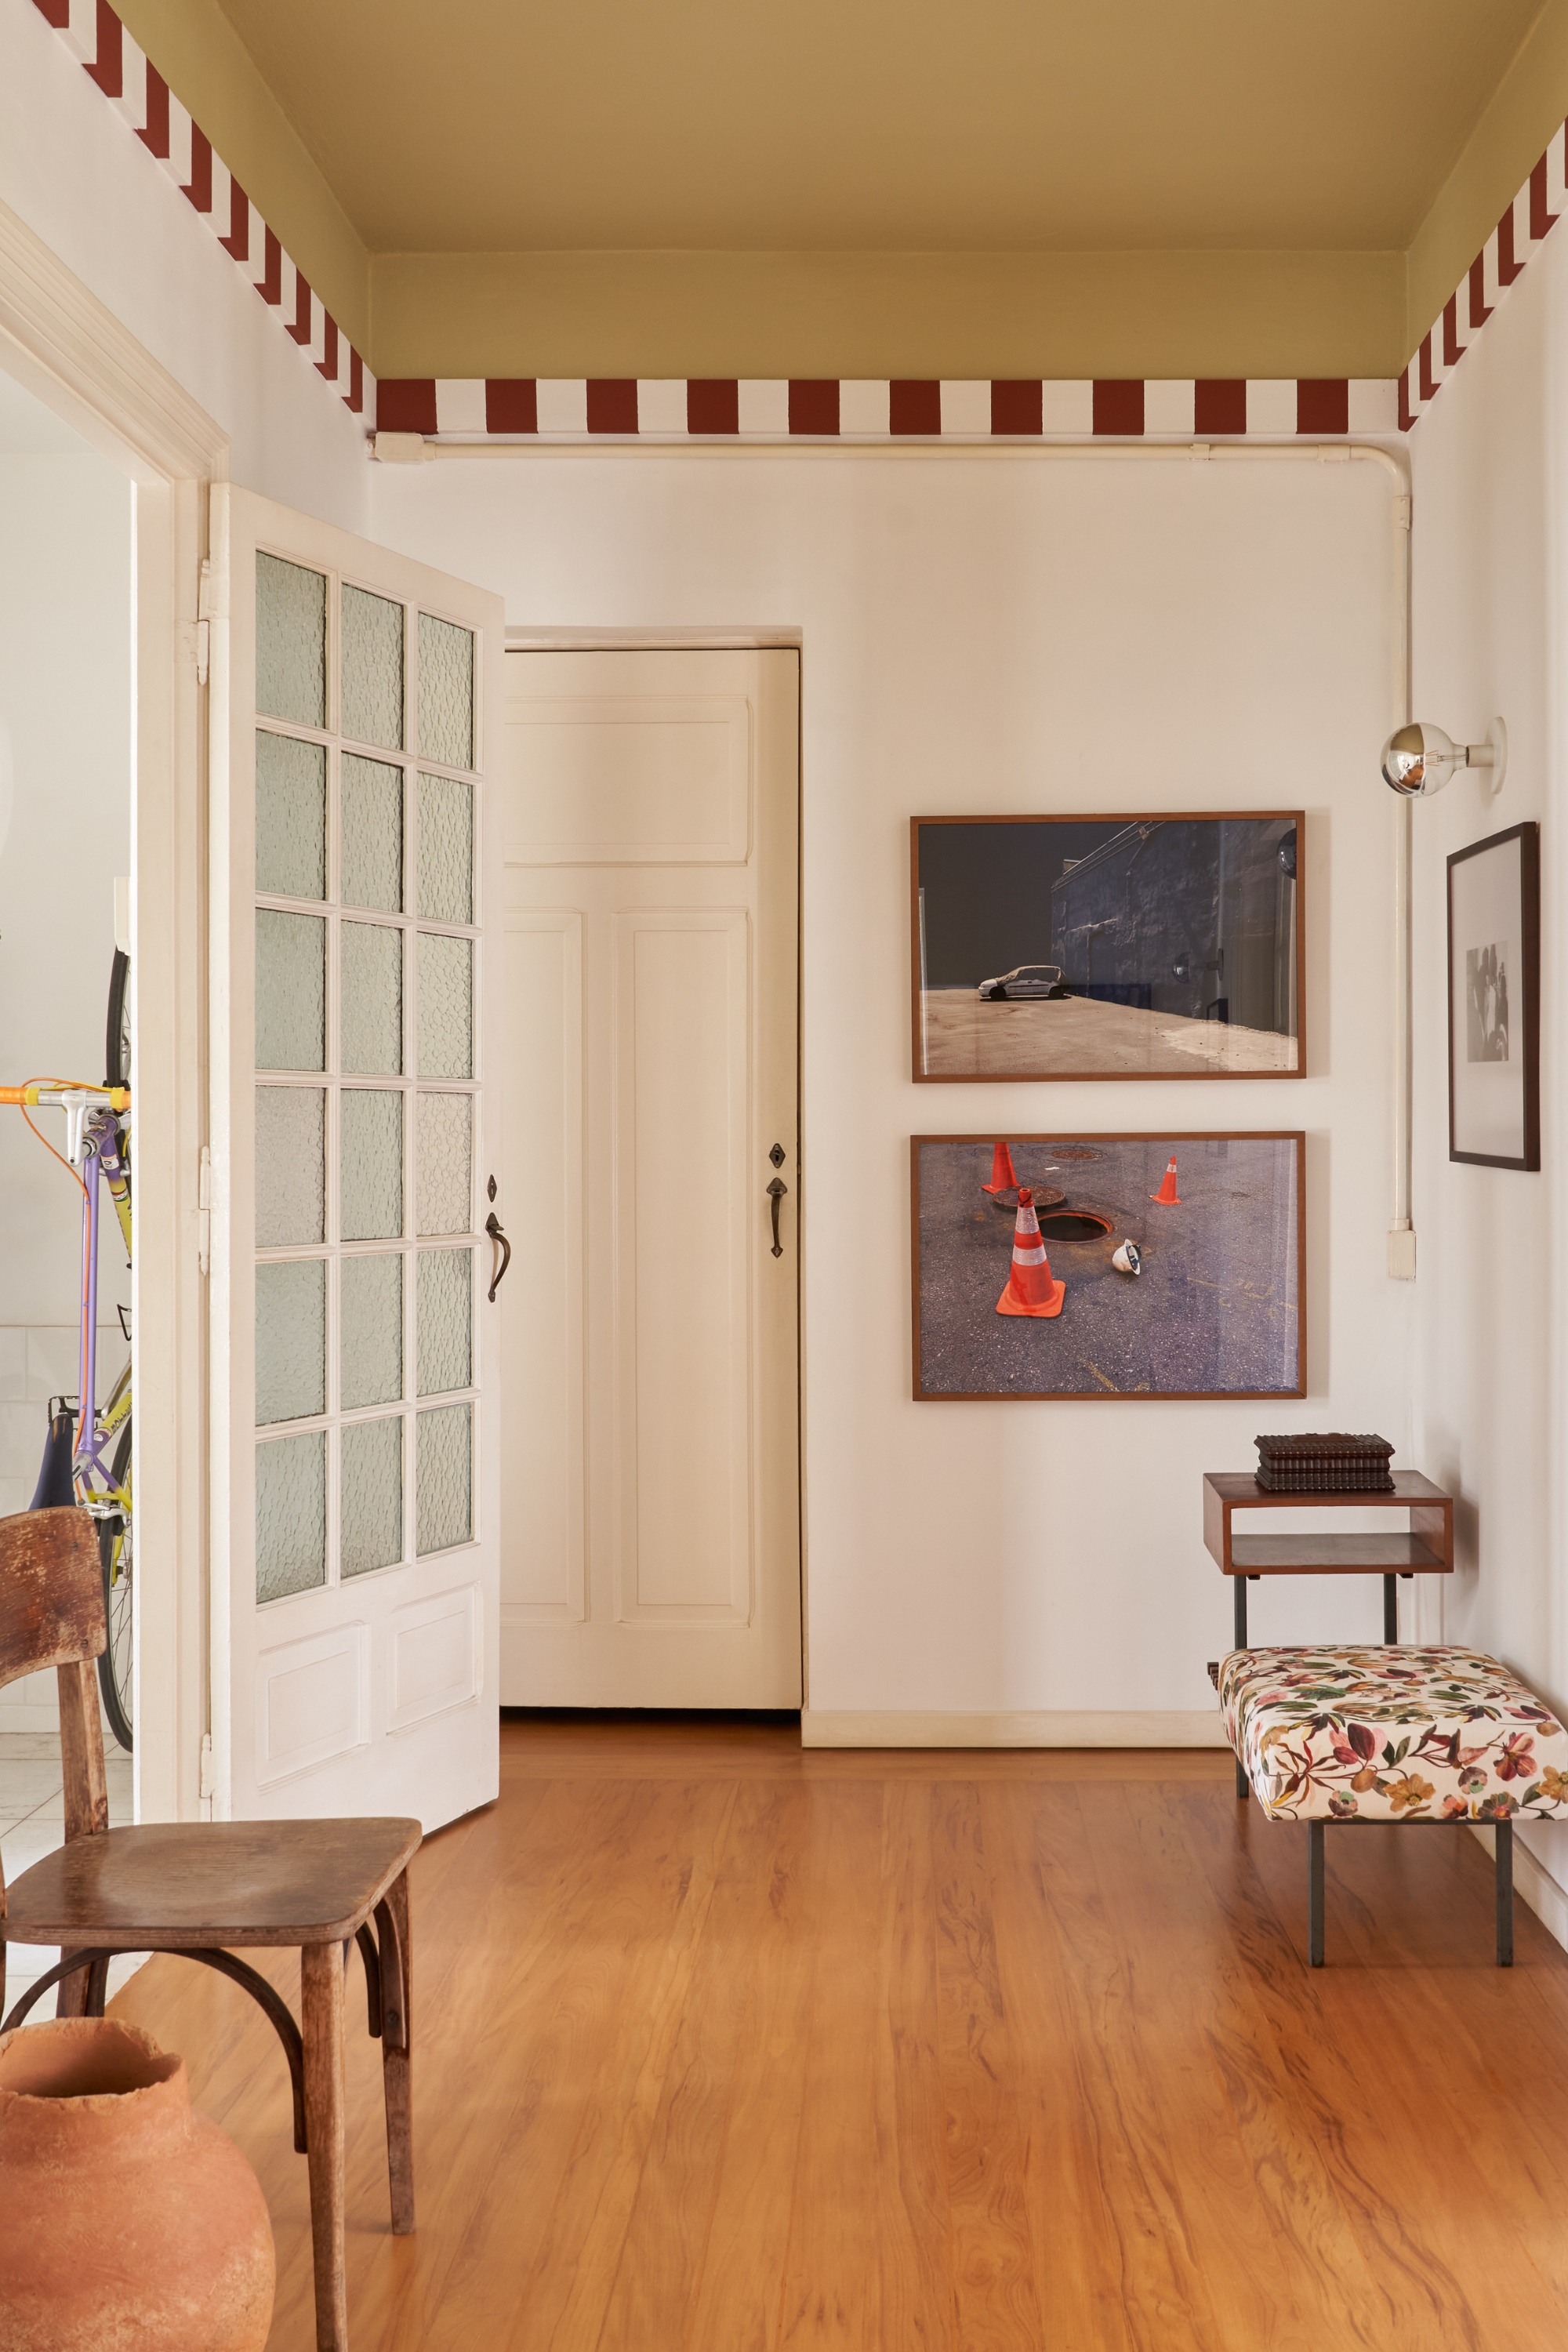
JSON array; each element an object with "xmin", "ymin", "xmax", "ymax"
[{"xmin": 253, "ymin": 554, "xmax": 484, "ymax": 1605}]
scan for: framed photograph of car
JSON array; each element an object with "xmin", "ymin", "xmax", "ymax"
[
  {"xmin": 912, "ymin": 1132, "xmax": 1306, "ymax": 1401},
  {"xmin": 910, "ymin": 814, "xmax": 1305, "ymax": 1081},
  {"xmin": 1447, "ymin": 821, "xmax": 1540, "ymax": 1171}
]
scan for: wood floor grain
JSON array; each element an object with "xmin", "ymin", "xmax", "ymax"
[{"xmin": 107, "ymin": 1718, "xmax": 1568, "ymax": 2351}]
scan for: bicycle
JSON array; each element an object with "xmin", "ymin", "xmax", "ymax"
[{"xmin": 2, "ymin": 949, "xmax": 135, "ymax": 1751}]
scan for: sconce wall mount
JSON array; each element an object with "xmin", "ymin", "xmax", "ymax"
[{"xmin": 1380, "ymin": 717, "xmax": 1508, "ymax": 798}]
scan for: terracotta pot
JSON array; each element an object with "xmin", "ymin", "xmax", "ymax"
[{"xmin": 0, "ymin": 2014, "xmax": 274, "ymax": 2352}]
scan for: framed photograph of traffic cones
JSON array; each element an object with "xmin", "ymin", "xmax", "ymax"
[
  {"xmin": 912, "ymin": 1134, "xmax": 1305, "ymax": 1399},
  {"xmin": 911, "ymin": 814, "xmax": 1305, "ymax": 1082}
]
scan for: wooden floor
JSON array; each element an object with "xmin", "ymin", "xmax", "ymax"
[{"xmin": 110, "ymin": 1717, "xmax": 1568, "ymax": 2351}]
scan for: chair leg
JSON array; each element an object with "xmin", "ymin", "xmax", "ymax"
[
  {"xmin": 1308, "ymin": 1821, "xmax": 1326, "ymax": 1968},
  {"xmin": 1496, "ymin": 1819, "xmax": 1515, "ymax": 1968},
  {"xmin": 378, "ymin": 1868, "xmax": 415, "ymax": 2234},
  {"xmin": 1235, "ymin": 1754, "xmax": 1249, "ymax": 1801},
  {"xmin": 301, "ymin": 1942, "xmax": 349, "ymax": 2352},
  {"xmin": 54, "ymin": 1950, "xmax": 93, "ymax": 2018}
]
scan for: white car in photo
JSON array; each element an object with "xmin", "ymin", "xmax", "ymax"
[{"xmin": 976, "ymin": 964, "xmax": 1071, "ymax": 1002}]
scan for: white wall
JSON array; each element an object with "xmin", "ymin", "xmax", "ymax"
[
  {"xmin": 0, "ymin": 393, "xmax": 133, "ymax": 1723},
  {"xmin": 372, "ymin": 447, "xmax": 1412, "ymax": 1731},
  {"xmin": 0, "ymin": 0, "xmax": 368, "ymax": 528},
  {"xmin": 1407, "ymin": 225, "xmax": 1568, "ymax": 1929}
]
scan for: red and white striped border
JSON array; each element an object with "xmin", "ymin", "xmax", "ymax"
[
  {"xmin": 34, "ymin": 0, "xmax": 1567, "ymax": 445},
  {"xmin": 31, "ymin": 0, "xmax": 367, "ymax": 416},
  {"xmin": 1400, "ymin": 118, "xmax": 1567, "ymax": 429},
  {"xmin": 376, "ymin": 376, "xmax": 1398, "ymax": 441}
]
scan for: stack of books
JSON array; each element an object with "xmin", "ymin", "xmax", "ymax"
[{"xmin": 1254, "ymin": 1433, "xmax": 1395, "ymax": 1493}]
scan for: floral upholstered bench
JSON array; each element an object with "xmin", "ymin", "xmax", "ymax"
[{"xmin": 1218, "ymin": 1644, "xmax": 1568, "ymax": 1967}]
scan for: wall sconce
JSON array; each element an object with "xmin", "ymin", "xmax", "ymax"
[{"xmin": 1380, "ymin": 717, "xmax": 1507, "ymax": 797}]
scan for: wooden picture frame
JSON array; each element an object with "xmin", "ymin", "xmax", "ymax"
[
  {"xmin": 911, "ymin": 1132, "xmax": 1307, "ymax": 1401},
  {"xmin": 910, "ymin": 812, "xmax": 1305, "ymax": 1082},
  {"xmin": 1447, "ymin": 822, "xmax": 1541, "ymax": 1171}
]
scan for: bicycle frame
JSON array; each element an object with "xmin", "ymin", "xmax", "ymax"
[
  {"xmin": 0, "ymin": 1082, "xmax": 133, "ymax": 1511},
  {"xmin": 73, "ymin": 1105, "xmax": 133, "ymax": 1501}
]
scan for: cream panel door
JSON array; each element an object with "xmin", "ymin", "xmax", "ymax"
[{"xmin": 500, "ymin": 650, "xmax": 800, "ymax": 1707}]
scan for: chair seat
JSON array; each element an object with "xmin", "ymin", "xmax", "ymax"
[
  {"xmin": 0, "ymin": 1817, "xmax": 421, "ymax": 1950},
  {"xmin": 1221, "ymin": 1644, "xmax": 1568, "ymax": 1824}
]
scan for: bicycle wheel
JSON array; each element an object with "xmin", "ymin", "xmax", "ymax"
[
  {"xmin": 105, "ymin": 947, "xmax": 131, "ymax": 1091},
  {"xmin": 96, "ymin": 1419, "xmax": 133, "ymax": 1754}
]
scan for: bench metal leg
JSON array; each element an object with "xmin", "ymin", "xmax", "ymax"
[
  {"xmin": 1308, "ymin": 1820, "xmax": 1326, "ymax": 1966},
  {"xmin": 1496, "ymin": 1819, "xmax": 1514, "ymax": 1967},
  {"xmin": 1232, "ymin": 1577, "xmax": 1249, "ymax": 1798}
]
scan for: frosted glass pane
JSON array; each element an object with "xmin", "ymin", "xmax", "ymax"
[
  {"xmin": 342, "ymin": 754, "xmax": 403, "ymax": 912},
  {"xmin": 340, "ymin": 921, "xmax": 403, "ymax": 1076},
  {"xmin": 418, "ymin": 1248, "xmax": 472, "ymax": 1396},
  {"xmin": 417, "ymin": 613, "xmax": 474, "ymax": 769},
  {"xmin": 341, "ymin": 1089, "xmax": 404, "ymax": 1240},
  {"xmin": 341, "ymin": 584, "xmax": 404, "ymax": 751},
  {"xmin": 418, "ymin": 775, "xmax": 474, "ymax": 923},
  {"xmin": 342, "ymin": 1414, "xmax": 403, "ymax": 1577},
  {"xmin": 256, "ymin": 731, "xmax": 325, "ymax": 900},
  {"xmin": 416, "ymin": 1093, "xmax": 472, "ymax": 1235},
  {"xmin": 256, "ymin": 1258, "xmax": 326, "ymax": 1425},
  {"xmin": 417, "ymin": 1403, "xmax": 472, "ymax": 1554},
  {"xmin": 256, "ymin": 910, "xmax": 325, "ymax": 1072},
  {"xmin": 256, "ymin": 552, "xmax": 325, "ymax": 728},
  {"xmin": 256, "ymin": 1087, "xmax": 325, "ymax": 1247},
  {"xmin": 256, "ymin": 1432, "xmax": 326, "ymax": 1602},
  {"xmin": 417, "ymin": 932, "xmax": 472, "ymax": 1077},
  {"xmin": 341, "ymin": 1251, "xmax": 402, "ymax": 1408}
]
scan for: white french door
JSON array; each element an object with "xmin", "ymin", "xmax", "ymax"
[{"xmin": 209, "ymin": 487, "xmax": 504, "ymax": 1829}]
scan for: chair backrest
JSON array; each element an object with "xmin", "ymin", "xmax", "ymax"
[{"xmin": 0, "ymin": 1507, "xmax": 109, "ymax": 1846}]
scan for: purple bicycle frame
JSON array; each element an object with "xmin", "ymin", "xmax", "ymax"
[{"xmin": 72, "ymin": 1105, "xmax": 128, "ymax": 1490}]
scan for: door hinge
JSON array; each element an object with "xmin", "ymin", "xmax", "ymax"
[
  {"xmin": 198, "ymin": 1143, "xmax": 211, "ymax": 1276},
  {"xmin": 198, "ymin": 1731, "xmax": 216, "ymax": 1805},
  {"xmin": 195, "ymin": 557, "xmax": 212, "ymax": 685}
]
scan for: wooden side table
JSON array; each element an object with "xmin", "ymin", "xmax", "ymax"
[{"xmin": 1203, "ymin": 1470, "xmax": 1456, "ymax": 1795}]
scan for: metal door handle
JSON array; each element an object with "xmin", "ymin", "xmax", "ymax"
[
  {"xmin": 766, "ymin": 1177, "xmax": 787, "ymax": 1258},
  {"xmin": 485, "ymin": 1210, "xmax": 512, "ymax": 1301}
]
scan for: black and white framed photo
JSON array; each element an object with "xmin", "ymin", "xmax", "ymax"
[{"xmin": 1447, "ymin": 821, "xmax": 1540, "ymax": 1170}]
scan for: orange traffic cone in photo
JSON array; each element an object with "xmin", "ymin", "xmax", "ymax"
[
  {"xmin": 982, "ymin": 1140, "xmax": 1019, "ymax": 1195},
  {"xmin": 1150, "ymin": 1155, "xmax": 1181, "ymax": 1206},
  {"xmin": 996, "ymin": 1189, "xmax": 1066, "ymax": 1318}
]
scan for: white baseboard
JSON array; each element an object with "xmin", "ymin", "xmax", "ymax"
[
  {"xmin": 0, "ymin": 1701, "xmax": 60, "ymax": 1732},
  {"xmin": 800, "ymin": 1709, "xmax": 1229, "ymax": 1750},
  {"xmin": 1472, "ymin": 1823, "xmax": 1568, "ymax": 1958}
]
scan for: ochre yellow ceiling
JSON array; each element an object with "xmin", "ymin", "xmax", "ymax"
[
  {"xmin": 212, "ymin": 0, "xmax": 1538, "ymax": 255},
  {"xmin": 111, "ymin": 0, "xmax": 1568, "ymax": 380}
]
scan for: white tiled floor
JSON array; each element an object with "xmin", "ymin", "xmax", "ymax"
[{"xmin": 0, "ymin": 1731, "xmax": 142, "ymax": 2021}]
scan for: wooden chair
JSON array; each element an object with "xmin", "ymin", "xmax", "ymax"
[{"xmin": 0, "ymin": 1508, "xmax": 421, "ymax": 2351}]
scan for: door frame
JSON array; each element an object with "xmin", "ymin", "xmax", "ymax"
[
  {"xmin": 502, "ymin": 626, "xmax": 809, "ymax": 1709},
  {"xmin": 0, "ymin": 194, "xmax": 228, "ymax": 1822}
]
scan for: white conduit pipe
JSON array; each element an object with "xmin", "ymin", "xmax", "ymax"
[{"xmin": 419, "ymin": 434, "xmax": 1416, "ymax": 1276}]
